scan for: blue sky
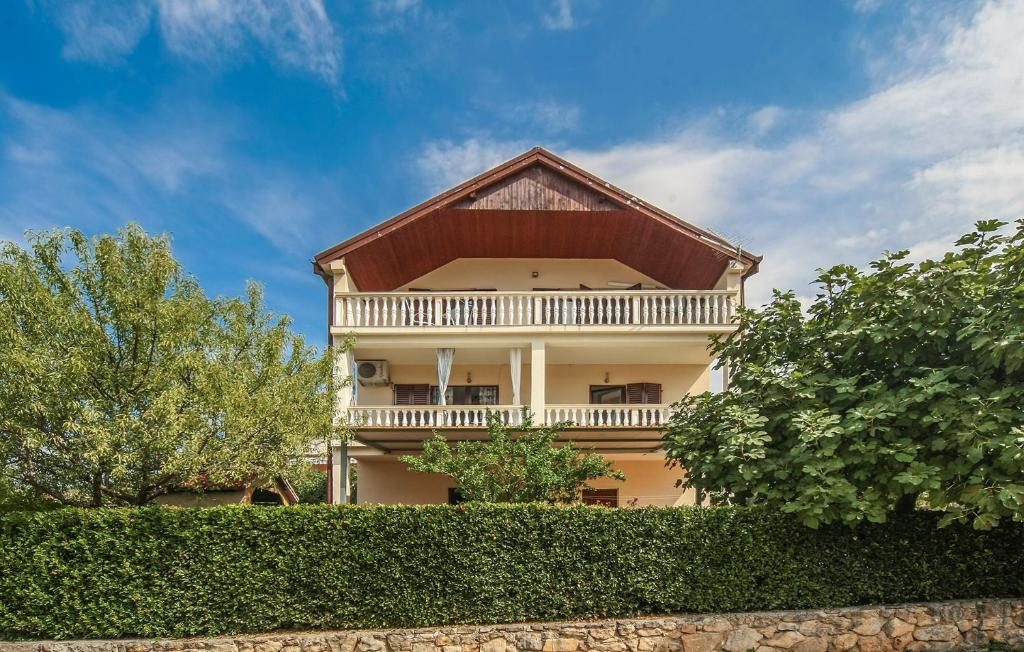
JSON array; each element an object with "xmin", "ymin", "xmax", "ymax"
[{"xmin": 1, "ymin": 0, "xmax": 1023, "ymax": 342}]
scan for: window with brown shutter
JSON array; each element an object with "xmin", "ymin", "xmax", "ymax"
[
  {"xmin": 582, "ymin": 488, "xmax": 619, "ymax": 507},
  {"xmin": 625, "ymin": 383, "xmax": 662, "ymax": 404},
  {"xmin": 394, "ymin": 384, "xmax": 430, "ymax": 405}
]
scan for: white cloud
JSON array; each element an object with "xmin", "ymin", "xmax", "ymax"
[
  {"xmin": 42, "ymin": 0, "xmax": 342, "ymax": 85},
  {"xmin": 491, "ymin": 99, "xmax": 581, "ymax": 134},
  {"xmin": 542, "ymin": 0, "xmax": 575, "ymax": 30},
  {"xmin": 50, "ymin": 0, "xmax": 154, "ymax": 63},
  {"xmin": 416, "ymin": 0, "xmax": 1024, "ymax": 306},
  {"xmin": 416, "ymin": 138, "xmax": 530, "ymax": 191},
  {"xmin": 0, "ymin": 92, "xmax": 338, "ymax": 256}
]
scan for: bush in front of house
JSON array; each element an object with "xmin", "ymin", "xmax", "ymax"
[{"xmin": 1, "ymin": 504, "xmax": 1022, "ymax": 640}]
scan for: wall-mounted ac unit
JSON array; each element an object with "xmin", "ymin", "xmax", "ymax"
[{"xmin": 355, "ymin": 360, "xmax": 390, "ymax": 386}]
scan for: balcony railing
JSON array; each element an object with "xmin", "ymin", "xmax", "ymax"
[
  {"xmin": 344, "ymin": 405, "xmax": 671, "ymax": 429},
  {"xmin": 334, "ymin": 290, "xmax": 736, "ymax": 329},
  {"xmin": 345, "ymin": 405, "xmax": 525, "ymax": 428},
  {"xmin": 545, "ymin": 404, "xmax": 670, "ymax": 428}
]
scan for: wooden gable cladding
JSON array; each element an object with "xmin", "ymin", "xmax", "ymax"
[
  {"xmin": 341, "ymin": 207, "xmax": 734, "ymax": 291},
  {"xmin": 456, "ymin": 166, "xmax": 620, "ymax": 211}
]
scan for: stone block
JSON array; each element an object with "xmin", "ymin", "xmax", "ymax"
[
  {"xmin": 722, "ymin": 627, "xmax": 762, "ymax": 652},
  {"xmin": 763, "ymin": 631, "xmax": 802, "ymax": 650},
  {"xmin": 518, "ymin": 636, "xmax": 543, "ymax": 652},
  {"xmin": 854, "ymin": 636, "xmax": 892, "ymax": 652},
  {"xmin": 542, "ymin": 639, "xmax": 580, "ymax": 652},
  {"xmin": 852, "ymin": 619, "xmax": 883, "ymax": 637},
  {"xmin": 481, "ymin": 639, "xmax": 506, "ymax": 652},
  {"xmin": 789, "ymin": 637, "xmax": 826, "ymax": 652},
  {"xmin": 882, "ymin": 619, "xmax": 913, "ymax": 639},
  {"xmin": 832, "ymin": 633, "xmax": 857, "ymax": 652},
  {"xmin": 912, "ymin": 625, "xmax": 959, "ymax": 642},
  {"xmin": 680, "ymin": 633, "xmax": 723, "ymax": 652}
]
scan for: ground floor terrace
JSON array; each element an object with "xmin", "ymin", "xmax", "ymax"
[{"xmin": 328, "ymin": 335, "xmax": 718, "ymax": 506}]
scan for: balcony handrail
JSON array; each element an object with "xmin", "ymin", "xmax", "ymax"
[
  {"xmin": 344, "ymin": 404, "xmax": 525, "ymax": 428},
  {"xmin": 343, "ymin": 404, "xmax": 672, "ymax": 429},
  {"xmin": 336, "ymin": 289, "xmax": 733, "ymax": 297},
  {"xmin": 334, "ymin": 288, "xmax": 737, "ymax": 328}
]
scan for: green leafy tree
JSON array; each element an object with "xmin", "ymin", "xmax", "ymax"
[
  {"xmin": 663, "ymin": 220, "xmax": 1024, "ymax": 529},
  {"xmin": 0, "ymin": 224, "xmax": 339, "ymax": 507},
  {"xmin": 401, "ymin": 412, "xmax": 625, "ymax": 503}
]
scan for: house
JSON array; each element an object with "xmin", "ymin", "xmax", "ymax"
[{"xmin": 312, "ymin": 147, "xmax": 760, "ymax": 507}]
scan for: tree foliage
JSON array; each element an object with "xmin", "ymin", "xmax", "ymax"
[
  {"xmin": 663, "ymin": 220, "xmax": 1024, "ymax": 529},
  {"xmin": 0, "ymin": 225, "xmax": 339, "ymax": 507},
  {"xmin": 401, "ymin": 413, "xmax": 624, "ymax": 503}
]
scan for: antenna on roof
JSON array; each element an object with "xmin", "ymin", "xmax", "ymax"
[{"xmin": 702, "ymin": 225, "xmax": 748, "ymax": 265}]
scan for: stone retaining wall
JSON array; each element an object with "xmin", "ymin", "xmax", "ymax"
[{"xmin": 6, "ymin": 600, "xmax": 1023, "ymax": 652}]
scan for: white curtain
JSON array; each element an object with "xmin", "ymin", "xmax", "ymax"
[
  {"xmin": 436, "ymin": 348, "xmax": 455, "ymax": 405},
  {"xmin": 351, "ymin": 359, "xmax": 359, "ymax": 405},
  {"xmin": 509, "ymin": 348, "xmax": 522, "ymax": 406}
]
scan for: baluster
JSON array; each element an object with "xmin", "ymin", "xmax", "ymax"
[
  {"xmin": 498, "ymin": 296, "xmax": 505, "ymax": 325},
  {"xmin": 517, "ymin": 295, "xmax": 524, "ymax": 325},
  {"xmin": 382, "ymin": 297, "xmax": 390, "ymax": 326},
  {"xmin": 710, "ymin": 295, "xmax": 717, "ymax": 324}
]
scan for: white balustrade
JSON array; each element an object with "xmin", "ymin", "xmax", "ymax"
[
  {"xmin": 344, "ymin": 405, "xmax": 525, "ymax": 428},
  {"xmin": 544, "ymin": 404, "xmax": 671, "ymax": 428},
  {"xmin": 342, "ymin": 404, "xmax": 672, "ymax": 429},
  {"xmin": 334, "ymin": 290, "xmax": 737, "ymax": 329}
]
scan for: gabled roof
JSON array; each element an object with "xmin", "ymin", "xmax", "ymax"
[{"xmin": 314, "ymin": 147, "xmax": 761, "ymax": 291}]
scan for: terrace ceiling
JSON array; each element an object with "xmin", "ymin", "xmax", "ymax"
[{"xmin": 314, "ymin": 148, "xmax": 761, "ymax": 291}]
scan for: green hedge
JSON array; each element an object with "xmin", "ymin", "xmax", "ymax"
[{"xmin": 1, "ymin": 504, "xmax": 1023, "ymax": 640}]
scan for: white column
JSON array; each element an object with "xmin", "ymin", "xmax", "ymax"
[
  {"xmin": 530, "ymin": 340, "xmax": 546, "ymax": 424},
  {"xmin": 330, "ymin": 443, "xmax": 350, "ymax": 504}
]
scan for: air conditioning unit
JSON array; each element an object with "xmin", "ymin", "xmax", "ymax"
[{"xmin": 355, "ymin": 360, "xmax": 390, "ymax": 386}]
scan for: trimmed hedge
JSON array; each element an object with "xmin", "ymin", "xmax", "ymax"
[{"xmin": 1, "ymin": 504, "xmax": 1023, "ymax": 640}]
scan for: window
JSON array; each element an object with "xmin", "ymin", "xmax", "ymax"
[
  {"xmin": 394, "ymin": 384, "xmax": 430, "ymax": 405},
  {"xmin": 430, "ymin": 385, "xmax": 499, "ymax": 405},
  {"xmin": 590, "ymin": 385, "xmax": 626, "ymax": 404},
  {"xmin": 589, "ymin": 383, "xmax": 663, "ymax": 405},
  {"xmin": 625, "ymin": 383, "xmax": 662, "ymax": 404},
  {"xmin": 582, "ymin": 488, "xmax": 618, "ymax": 507}
]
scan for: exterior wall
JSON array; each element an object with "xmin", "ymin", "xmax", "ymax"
[
  {"xmin": 355, "ymin": 364, "xmax": 708, "ymax": 406},
  {"xmin": 355, "ymin": 458, "xmax": 691, "ymax": 507},
  {"xmin": 587, "ymin": 460, "xmax": 695, "ymax": 507},
  {"xmin": 400, "ymin": 258, "xmax": 665, "ymax": 292},
  {"xmin": 22, "ymin": 599, "xmax": 1024, "ymax": 651}
]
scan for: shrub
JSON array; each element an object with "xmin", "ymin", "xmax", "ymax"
[{"xmin": 1, "ymin": 505, "xmax": 1022, "ymax": 640}]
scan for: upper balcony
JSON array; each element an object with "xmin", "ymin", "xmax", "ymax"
[
  {"xmin": 333, "ymin": 288, "xmax": 737, "ymax": 331},
  {"xmin": 314, "ymin": 150, "xmax": 760, "ymax": 337}
]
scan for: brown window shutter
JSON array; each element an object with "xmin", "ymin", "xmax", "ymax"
[
  {"xmin": 626, "ymin": 383, "xmax": 662, "ymax": 404},
  {"xmin": 395, "ymin": 384, "xmax": 430, "ymax": 405},
  {"xmin": 625, "ymin": 383, "xmax": 644, "ymax": 404},
  {"xmin": 644, "ymin": 383, "xmax": 662, "ymax": 404}
]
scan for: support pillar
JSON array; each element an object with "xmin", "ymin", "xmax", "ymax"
[
  {"xmin": 330, "ymin": 443, "xmax": 350, "ymax": 504},
  {"xmin": 530, "ymin": 340, "xmax": 546, "ymax": 424}
]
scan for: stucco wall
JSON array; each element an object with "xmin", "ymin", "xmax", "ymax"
[
  {"xmin": 16, "ymin": 599, "xmax": 1024, "ymax": 652},
  {"xmin": 400, "ymin": 258, "xmax": 665, "ymax": 291},
  {"xmin": 356, "ymin": 364, "xmax": 708, "ymax": 406},
  {"xmin": 355, "ymin": 458, "xmax": 691, "ymax": 507}
]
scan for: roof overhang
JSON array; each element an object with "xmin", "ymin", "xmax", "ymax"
[{"xmin": 314, "ymin": 147, "xmax": 761, "ymax": 290}]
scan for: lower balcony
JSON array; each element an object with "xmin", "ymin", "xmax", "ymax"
[{"xmin": 343, "ymin": 404, "xmax": 671, "ymax": 429}]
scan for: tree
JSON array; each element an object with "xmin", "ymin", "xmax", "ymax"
[
  {"xmin": 0, "ymin": 224, "xmax": 339, "ymax": 507},
  {"xmin": 401, "ymin": 412, "xmax": 625, "ymax": 503},
  {"xmin": 663, "ymin": 220, "xmax": 1024, "ymax": 529}
]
